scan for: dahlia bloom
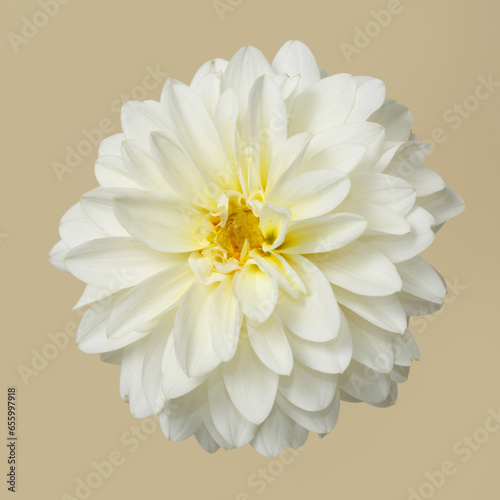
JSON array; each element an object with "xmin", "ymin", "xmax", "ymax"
[{"xmin": 49, "ymin": 40, "xmax": 464, "ymax": 456}]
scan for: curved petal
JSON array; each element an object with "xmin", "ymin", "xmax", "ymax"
[
  {"xmin": 64, "ymin": 237, "xmax": 181, "ymax": 288},
  {"xmin": 250, "ymin": 405, "xmax": 308, "ymax": 457},
  {"xmin": 120, "ymin": 339, "xmax": 153, "ymax": 418},
  {"xmin": 221, "ymin": 45, "xmax": 274, "ymax": 123},
  {"xmin": 312, "ymin": 241, "xmax": 402, "ymax": 296},
  {"xmin": 222, "ymin": 338, "xmax": 278, "ymax": 425},
  {"xmin": 272, "ymin": 40, "xmax": 321, "ymax": 92},
  {"xmin": 210, "ymin": 275, "xmax": 242, "ymax": 362},
  {"xmin": 232, "ymin": 263, "xmax": 278, "ymax": 322},
  {"xmin": 259, "ymin": 203, "xmax": 290, "ymax": 251},
  {"xmin": 285, "ymin": 309, "xmax": 352, "ymax": 374},
  {"xmin": 288, "ymin": 74, "xmax": 357, "ymax": 135},
  {"xmin": 266, "ymin": 169, "xmax": 350, "ymax": 220},
  {"xmin": 150, "ymin": 130, "xmax": 218, "ymax": 209},
  {"xmin": 208, "ymin": 371, "xmax": 257, "ymax": 447},
  {"xmin": 248, "ymin": 75, "xmax": 287, "ymax": 189},
  {"xmin": 334, "ymin": 287, "xmax": 407, "ymax": 334},
  {"xmin": 279, "ymin": 362, "xmax": 338, "ymax": 411},
  {"xmin": 173, "ymin": 282, "xmax": 221, "ymax": 377},
  {"xmin": 113, "ymin": 190, "xmax": 206, "ymax": 253},
  {"xmin": 247, "ymin": 316, "xmax": 293, "ymax": 375},
  {"xmin": 279, "ymin": 213, "xmax": 367, "ymax": 254},
  {"xmin": 121, "ymin": 100, "xmax": 169, "ymax": 143},
  {"xmin": 250, "ymin": 249, "xmax": 306, "ymax": 298},
  {"xmin": 364, "ymin": 206, "xmax": 435, "ymax": 263},
  {"xmin": 161, "ymin": 333, "xmax": 207, "ymax": 399},
  {"xmin": 107, "ymin": 264, "xmax": 193, "ymax": 339},
  {"xmin": 277, "ymin": 255, "xmax": 340, "ymax": 342}
]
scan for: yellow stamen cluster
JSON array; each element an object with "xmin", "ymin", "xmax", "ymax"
[{"xmin": 214, "ymin": 208, "xmax": 264, "ymax": 261}]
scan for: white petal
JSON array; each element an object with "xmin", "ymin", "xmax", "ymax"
[
  {"xmin": 387, "ymin": 164, "xmax": 445, "ymax": 197},
  {"xmin": 161, "ymin": 333, "xmax": 207, "ymax": 399},
  {"xmin": 162, "ymin": 82, "xmax": 232, "ymax": 187},
  {"xmin": 64, "ymin": 237, "xmax": 180, "ymax": 288},
  {"xmin": 98, "ymin": 133, "xmax": 124, "ymax": 157},
  {"xmin": 289, "ymin": 74, "xmax": 357, "ymax": 135},
  {"xmin": 259, "ymin": 203, "xmax": 291, "ymax": 251},
  {"xmin": 365, "ymin": 206, "xmax": 435, "ymax": 263},
  {"xmin": 199, "ymin": 397, "xmax": 234, "ymax": 449},
  {"xmin": 113, "ymin": 190, "xmax": 206, "ymax": 253},
  {"xmin": 121, "ymin": 100, "xmax": 169, "ymax": 143},
  {"xmin": 173, "ymin": 282, "xmax": 221, "ymax": 377},
  {"xmin": 59, "ymin": 203, "xmax": 107, "ymax": 248},
  {"xmin": 347, "ymin": 76, "xmax": 386, "ymax": 123},
  {"xmin": 222, "ymin": 338, "xmax": 278, "ymax": 424},
  {"xmin": 248, "ymin": 75, "xmax": 287, "ymax": 189},
  {"xmin": 250, "ymin": 405, "xmax": 308, "ymax": 457},
  {"xmin": 279, "ymin": 362, "xmax": 338, "ymax": 411},
  {"xmin": 369, "ymin": 99, "xmax": 413, "ymax": 142},
  {"xmin": 396, "ymin": 256, "xmax": 446, "ymax": 303},
  {"xmin": 214, "ymin": 88, "xmax": 240, "ymax": 179},
  {"xmin": 305, "ymin": 122, "xmax": 385, "ymax": 169},
  {"xmin": 312, "ymin": 241, "xmax": 402, "ymax": 296},
  {"xmin": 334, "ymin": 287, "xmax": 407, "ymax": 334},
  {"xmin": 80, "ymin": 188, "xmax": 131, "ymax": 237},
  {"xmin": 250, "ymin": 249, "xmax": 306, "ymax": 298},
  {"xmin": 210, "ymin": 275, "xmax": 242, "ymax": 362},
  {"xmin": 49, "ymin": 239, "xmax": 69, "ymax": 272},
  {"xmin": 247, "ymin": 316, "xmax": 293, "ymax": 375},
  {"xmin": 267, "ymin": 169, "xmax": 350, "ymax": 220},
  {"xmin": 340, "ymin": 200, "xmax": 410, "ymax": 236},
  {"xmin": 95, "ymin": 155, "xmax": 141, "ymax": 189},
  {"xmin": 121, "ymin": 140, "xmax": 171, "ymax": 191},
  {"xmin": 418, "ymin": 186, "xmax": 465, "ymax": 227},
  {"xmin": 221, "ymin": 46, "xmax": 274, "ymax": 124},
  {"xmin": 277, "ymin": 391, "xmax": 340, "ymax": 434},
  {"xmin": 341, "ymin": 360, "xmax": 391, "ymax": 404},
  {"xmin": 346, "ymin": 308, "xmax": 394, "ymax": 373},
  {"xmin": 77, "ymin": 295, "xmax": 147, "ymax": 353},
  {"xmin": 141, "ymin": 313, "xmax": 174, "ymax": 413},
  {"xmin": 120, "ymin": 339, "xmax": 153, "ymax": 418},
  {"xmin": 194, "ymin": 425, "xmax": 220, "ymax": 454},
  {"xmin": 393, "ymin": 329, "xmax": 420, "ymax": 366},
  {"xmin": 150, "ymin": 130, "xmax": 218, "ymax": 209},
  {"xmin": 279, "ymin": 213, "xmax": 367, "ymax": 254},
  {"xmin": 159, "ymin": 390, "xmax": 202, "ymax": 441},
  {"xmin": 190, "ymin": 58, "xmax": 228, "ymax": 88},
  {"xmin": 191, "ymin": 60, "xmax": 227, "ymax": 116},
  {"xmin": 208, "ymin": 371, "xmax": 257, "ymax": 447},
  {"xmin": 277, "ymin": 255, "xmax": 340, "ymax": 342},
  {"xmin": 399, "ymin": 291, "xmax": 442, "ymax": 316},
  {"xmin": 285, "ymin": 309, "xmax": 352, "ymax": 374},
  {"xmin": 266, "ymin": 133, "xmax": 312, "ymax": 194},
  {"xmin": 301, "ymin": 143, "xmax": 367, "ymax": 174},
  {"xmin": 107, "ymin": 264, "xmax": 193, "ymax": 339},
  {"xmin": 349, "ymin": 172, "xmax": 416, "ymax": 216},
  {"xmin": 232, "ymin": 263, "xmax": 278, "ymax": 322},
  {"xmin": 272, "ymin": 40, "xmax": 320, "ymax": 91}
]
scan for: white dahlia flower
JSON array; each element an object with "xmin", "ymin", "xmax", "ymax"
[{"xmin": 50, "ymin": 40, "xmax": 464, "ymax": 456}]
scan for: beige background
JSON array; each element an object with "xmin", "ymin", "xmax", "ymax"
[{"xmin": 1, "ymin": 0, "xmax": 499, "ymax": 498}]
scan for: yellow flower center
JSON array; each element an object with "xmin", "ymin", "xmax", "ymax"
[{"xmin": 215, "ymin": 208, "xmax": 264, "ymax": 261}]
